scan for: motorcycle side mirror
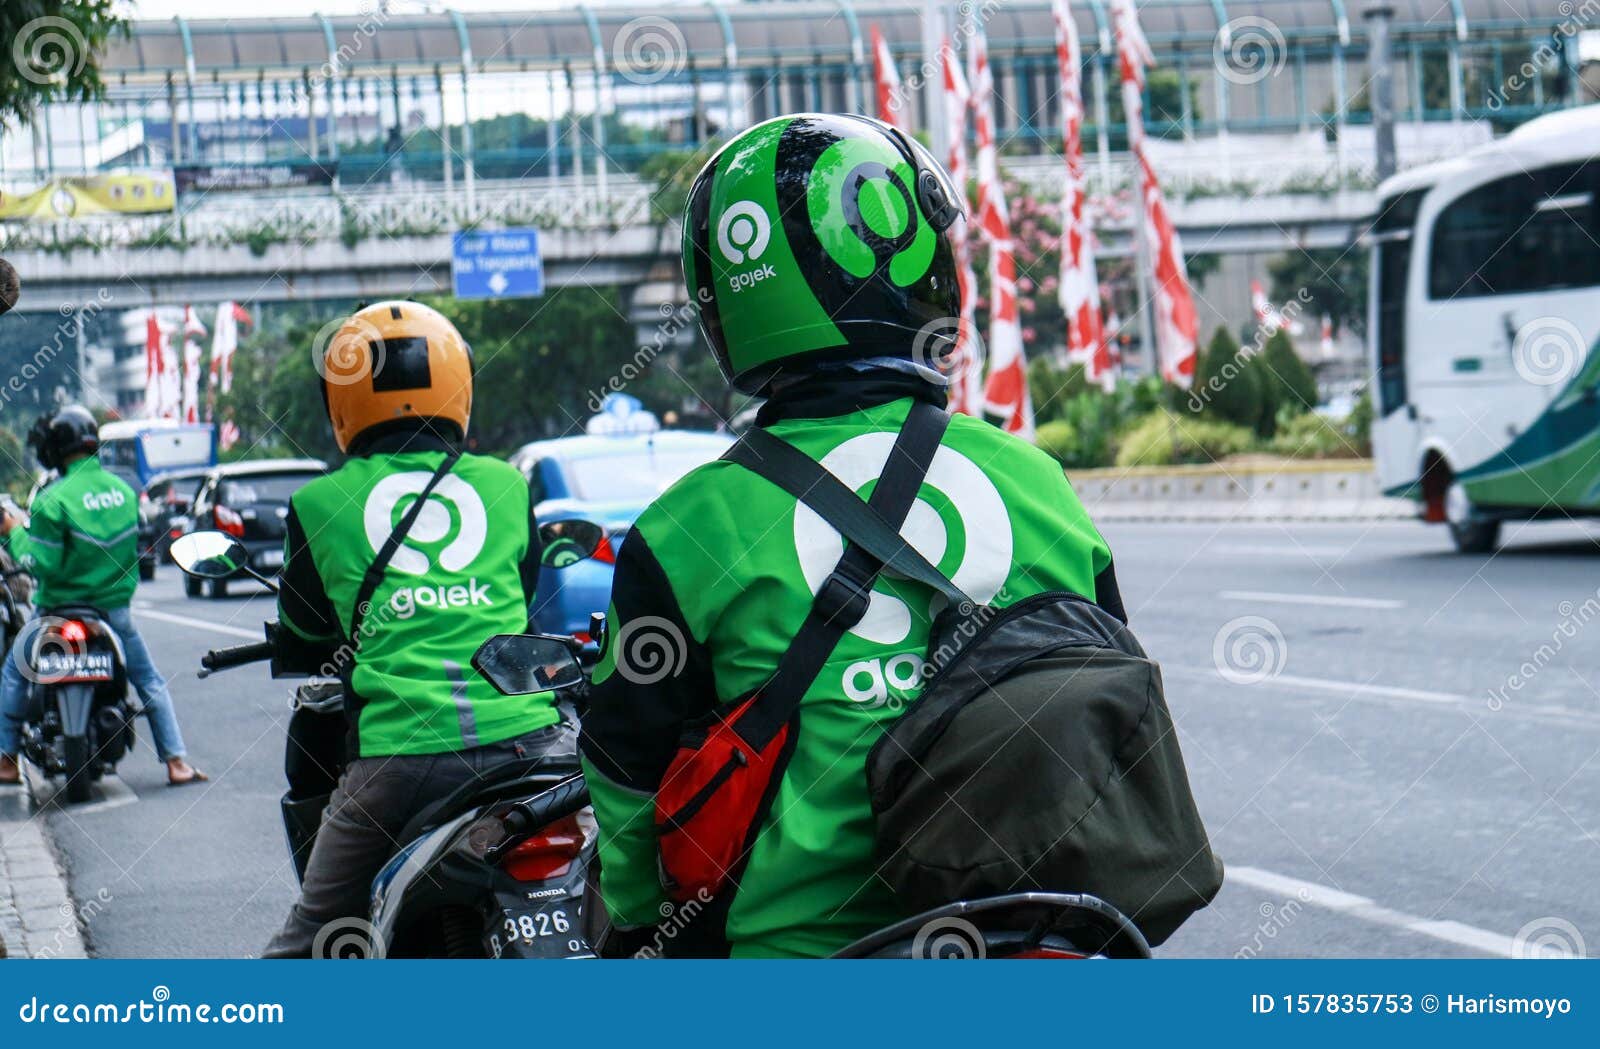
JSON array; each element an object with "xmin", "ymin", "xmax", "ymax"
[
  {"xmin": 538, "ymin": 519, "xmax": 605, "ymax": 568},
  {"xmin": 472, "ymin": 633, "xmax": 584, "ymax": 696},
  {"xmin": 170, "ymin": 530, "xmax": 250, "ymax": 579}
]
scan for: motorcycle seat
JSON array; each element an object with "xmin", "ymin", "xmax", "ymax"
[{"xmin": 399, "ymin": 752, "xmax": 580, "ymax": 844}]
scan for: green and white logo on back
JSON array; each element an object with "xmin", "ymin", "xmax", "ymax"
[{"xmin": 363, "ymin": 472, "xmax": 488, "ymax": 575}]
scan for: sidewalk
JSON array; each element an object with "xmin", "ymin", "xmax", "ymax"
[{"xmin": 0, "ymin": 788, "xmax": 86, "ymax": 959}]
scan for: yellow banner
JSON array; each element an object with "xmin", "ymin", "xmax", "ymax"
[{"xmin": 0, "ymin": 173, "xmax": 175, "ymax": 221}]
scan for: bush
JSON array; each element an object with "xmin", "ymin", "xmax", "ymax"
[
  {"xmin": 1190, "ymin": 326, "xmax": 1263, "ymax": 429},
  {"xmin": 1028, "ymin": 358, "xmax": 1089, "ymax": 426},
  {"xmin": 1035, "ymin": 393, "xmax": 1121, "ymax": 469},
  {"xmin": 1266, "ymin": 411, "xmax": 1361, "ymax": 459},
  {"xmin": 1114, "ymin": 410, "xmax": 1255, "ymax": 467},
  {"xmin": 1252, "ymin": 329, "xmax": 1318, "ymax": 436}
]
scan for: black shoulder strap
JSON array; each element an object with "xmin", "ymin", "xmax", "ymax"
[
  {"xmin": 722, "ymin": 401, "xmax": 957, "ymax": 749},
  {"xmin": 348, "ymin": 450, "xmax": 462, "ymax": 648},
  {"xmin": 727, "ymin": 408, "xmax": 973, "ymax": 608}
]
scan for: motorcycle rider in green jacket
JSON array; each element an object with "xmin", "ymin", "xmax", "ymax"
[
  {"xmin": 579, "ymin": 115, "xmax": 1126, "ymax": 957},
  {"xmin": 0, "ymin": 406, "xmax": 205, "ymax": 787},
  {"xmin": 263, "ymin": 301, "xmax": 572, "ymax": 957}
]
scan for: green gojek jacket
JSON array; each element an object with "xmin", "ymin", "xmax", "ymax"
[
  {"xmin": 579, "ymin": 380, "xmax": 1126, "ymax": 958},
  {"xmin": 5, "ymin": 456, "xmax": 141, "ymax": 610},
  {"xmin": 276, "ymin": 436, "xmax": 559, "ymax": 758}
]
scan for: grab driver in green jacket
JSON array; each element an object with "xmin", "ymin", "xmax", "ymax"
[
  {"xmin": 579, "ymin": 114, "xmax": 1126, "ymax": 958},
  {"xmin": 0, "ymin": 406, "xmax": 205, "ymax": 787},
  {"xmin": 263, "ymin": 301, "xmax": 572, "ymax": 957}
]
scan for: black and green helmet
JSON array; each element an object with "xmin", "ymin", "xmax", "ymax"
[{"xmin": 683, "ymin": 113, "xmax": 963, "ymax": 394}]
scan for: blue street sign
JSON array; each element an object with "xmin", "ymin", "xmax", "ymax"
[{"xmin": 451, "ymin": 227, "xmax": 544, "ymax": 300}]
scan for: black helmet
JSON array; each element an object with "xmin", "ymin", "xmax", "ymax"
[
  {"xmin": 682, "ymin": 113, "xmax": 963, "ymax": 394},
  {"xmin": 28, "ymin": 405, "xmax": 99, "ymax": 471}
]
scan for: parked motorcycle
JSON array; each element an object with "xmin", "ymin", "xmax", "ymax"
[
  {"xmin": 12, "ymin": 606, "xmax": 140, "ymax": 803},
  {"xmin": 171, "ymin": 521, "xmax": 608, "ymax": 958}
]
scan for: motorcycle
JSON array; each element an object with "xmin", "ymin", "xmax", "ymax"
[
  {"xmin": 171, "ymin": 522, "xmax": 609, "ymax": 959},
  {"xmin": 11, "ymin": 606, "xmax": 140, "ymax": 804}
]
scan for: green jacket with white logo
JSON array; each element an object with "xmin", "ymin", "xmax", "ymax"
[
  {"xmin": 6, "ymin": 456, "xmax": 140, "ymax": 609},
  {"xmin": 277, "ymin": 436, "xmax": 557, "ymax": 758},
  {"xmin": 580, "ymin": 378, "xmax": 1125, "ymax": 958}
]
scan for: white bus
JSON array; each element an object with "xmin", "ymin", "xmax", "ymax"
[{"xmin": 1369, "ymin": 105, "xmax": 1600, "ymax": 553}]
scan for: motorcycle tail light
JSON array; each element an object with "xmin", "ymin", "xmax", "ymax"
[
  {"xmin": 591, "ymin": 534, "xmax": 617, "ymax": 565},
  {"xmin": 1008, "ymin": 947, "xmax": 1088, "ymax": 959},
  {"xmin": 502, "ymin": 814, "xmax": 585, "ymax": 882},
  {"xmin": 58, "ymin": 620, "xmax": 89, "ymax": 644},
  {"xmin": 215, "ymin": 505, "xmax": 245, "ymax": 538}
]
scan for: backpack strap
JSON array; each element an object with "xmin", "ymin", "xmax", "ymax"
[
  {"xmin": 721, "ymin": 401, "xmax": 955, "ymax": 749},
  {"xmin": 347, "ymin": 450, "xmax": 462, "ymax": 649}
]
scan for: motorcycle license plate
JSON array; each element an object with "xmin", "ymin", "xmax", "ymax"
[
  {"xmin": 33, "ymin": 651, "xmax": 114, "ymax": 683},
  {"xmin": 486, "ymin": 898, "xmax": 592, "ymax": 959}
]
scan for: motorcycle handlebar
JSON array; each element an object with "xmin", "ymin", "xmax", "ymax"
[{"xmin": 200, "ymin": 640, "xmax": 273, "ymax": 673}]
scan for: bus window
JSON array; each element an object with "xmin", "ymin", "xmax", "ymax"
[
  {"xmin": 1428, "ymin": 161, "xmax": 1600, "ymax": 299},
  {"xmin": 1372, "ymin": 190, "xmax": 1424, "ymax": 417}
]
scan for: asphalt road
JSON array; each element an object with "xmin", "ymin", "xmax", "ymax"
[{"xmin": 29, "ymin": 516, "xmax": 1600, "ymax": 959}]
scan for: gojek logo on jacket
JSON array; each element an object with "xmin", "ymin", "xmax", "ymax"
[
  {"xmin": 791, "ymin": 432, "xmax": 1013, "ymax": 706},
  {"xmin": 363, "ymin": 472, "xmax": 494, "ymax": 618}
]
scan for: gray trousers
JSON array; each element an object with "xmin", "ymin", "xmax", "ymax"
[{"xmin": 263, "ymin": 721, "xmax": 577, "ymax": 958}]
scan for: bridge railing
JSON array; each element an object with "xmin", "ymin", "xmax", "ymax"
[{"xmin": 0, "ymin": 177, "xmax": 657, "ymax": 256}]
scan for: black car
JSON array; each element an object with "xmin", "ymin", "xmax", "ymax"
[
  {"xmin": 182, "ymin": 459, "xmax": 328, "ymax": 598},
  {"xmin": 137, "ymin": 467, "xmax": 211, "ymax": 580}
]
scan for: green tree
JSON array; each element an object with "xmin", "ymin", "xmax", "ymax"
[
  {"xmin": 1192, "ymin": 326, "xmax": 1263, "ymax": 429},
  {"xmin": 1, "ymin": 1, "xmax": 126, "ymax": 127},
  {"xmin": 1027, "ymin": 357, "xmax": 1088, "ymax": 426},
  {"xmin": 1267, "ymin": 248, "xmax": 1367, "ymax": 338},
  {"xmin": 1252, "ymin": 329, "xmax": 1318, "ymax": 437}
]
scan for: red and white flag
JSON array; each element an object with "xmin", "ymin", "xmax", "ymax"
[
  {"xmin": 1054, "ymin": 0, "xmax": 1111, "ymax": 391},
  {"xmin": 970, "ymin": 26, "xmax": 1034, "ymax": 438},
  {"xmin": 1319, "ymin": 314, "xmax": 1335, "ymax": 358},
  {"xmin": 144, "ymin": 312, "xmax": 181, "ymax": 420},
  {"xmin": 1112, "ymin": 0, "xmax": 1197, "ymax": 387},
  {"xmin": 870, "ymin": 25, "xmax": 905, "ymax": 130},
  {"xmin": 941, "ymin": 36, "xmax": 984, "ymax": 416},
  {"xmin": 181, "ymin": 305, "xmax": 207, "ymax": 424},
  {"xmin": 210, "ymin": 300, "xmax": 250, "ymax": 398}
]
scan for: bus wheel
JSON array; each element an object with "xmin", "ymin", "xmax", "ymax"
[{"xmin": 1446, "ymin": 483, "xmax": 1500, "ymax": 554}]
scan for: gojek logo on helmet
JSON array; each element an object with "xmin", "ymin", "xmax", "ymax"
[
  {"xmin": 791, "ymin": 432, "xmax": 1013, "ymax": 707},
  {"xmin": 716, "ymin": 200, "xmax": 777, "ymax": 293},
  {"xmin": 363, "ymin": 473, "xmax": 494, "ymax": 618}
]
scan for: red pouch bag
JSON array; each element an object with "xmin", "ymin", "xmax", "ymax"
[{"xmin": 655, "ymin": 699, "xmax": 791, "ymax": 902}]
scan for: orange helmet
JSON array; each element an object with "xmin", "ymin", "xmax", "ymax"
[{"xmin": 319, "ymin": 300, "xmax": 473, "ymax": 453}]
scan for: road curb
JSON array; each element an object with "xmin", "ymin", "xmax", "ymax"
[
  {"xmin": 1066, "ymin": 460, "xmax": 1417, "ymax": 522},
  {"xmin": 0, "ymin": 798, "xmax": 88, "ymax": 959}
]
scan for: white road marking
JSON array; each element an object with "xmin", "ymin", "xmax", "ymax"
[
  {"xmin": 1220, "ymin": 590, "xmax": 1405, "ymax": 609},
  {"xmin": 1211, "ymin": 544, "xmax": 1355, "ymax": 559},
  {"xmin": 131, "ymin": 604, "xmax": 261, "ymax": 640},
  {"xmin": 1228, "ymin": 865, "xmax": 1519, "ymax": 957},
  {"xmin": 23, "ymin": 762, "xmax": 140, "ymax": 815}
]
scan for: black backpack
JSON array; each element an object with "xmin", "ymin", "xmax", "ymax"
[{"xmin": 731, "ymin": 402, "xmax": 1223, "ymax": 946}]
